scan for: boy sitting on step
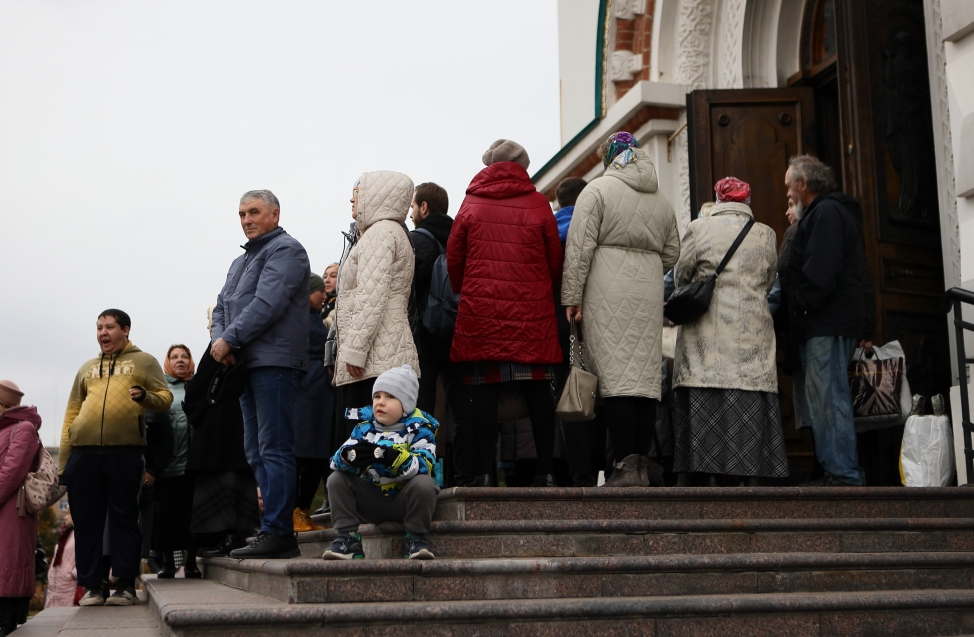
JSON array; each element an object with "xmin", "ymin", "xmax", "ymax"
[{"xmin": 323, "ymin": 365, "xmax": 439, "ymax": 560}]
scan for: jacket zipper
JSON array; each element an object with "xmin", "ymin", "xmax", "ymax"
[{"xmin": 100, "ymin": 352, "xmax": 114, "ymax": 446}]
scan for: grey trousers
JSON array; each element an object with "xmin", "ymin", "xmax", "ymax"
[{"xmin": 327, "ymin": 471, "xmax": 439, "ymax": 535}]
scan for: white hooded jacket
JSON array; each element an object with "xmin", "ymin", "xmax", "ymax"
[{"xmin": 334, "ymin": 170, "xmax": 420, "ymax": 386}]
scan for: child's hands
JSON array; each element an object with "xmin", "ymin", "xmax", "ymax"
[{"xmin": 341, "ymin": 441, "xmax": 381, "ymax": 468}]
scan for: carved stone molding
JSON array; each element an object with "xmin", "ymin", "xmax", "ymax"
[
  {"xmin": 610, "ymin": 51, "xmax": 644, "ymax": 80},
  {"xmin": 924, "ymin": 0, "xmax": 962, "ymax": 289},
  {"xmin": 674, "ymin": 0, "xmax": 717, "ymax": 223},
  {"xmin": 720, "ymin": 0, "xmax": 747, "ymax": 88},
  {"xmin": 614, "ymin": 0, "xmax": 648, "ymax": 20}
]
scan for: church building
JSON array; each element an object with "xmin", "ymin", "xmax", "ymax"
[{"xmin": 534, "ymin": 0, "xmax": 974, "ymax": 484}]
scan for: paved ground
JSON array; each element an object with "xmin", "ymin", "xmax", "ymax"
[{"xmin": 16, "ymin": 591, "xmax": 161, "ymax": 637}]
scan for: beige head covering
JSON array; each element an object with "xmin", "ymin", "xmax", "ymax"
[
  {"xmin": 482, "ymin": 139, "xmax": 530, "ymax": 169},
  {"xmin": 0, "ymin": 380, "xmax": 24, "ymax": 407}
]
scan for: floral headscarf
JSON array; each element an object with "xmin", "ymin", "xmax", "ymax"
[
  {"xmin": 600, "ymin": 131, "xmax": 640, "ymax": 169},
  {"xmin": 715, "ymin": 177, "xmax": 751, "ymax": 205}
]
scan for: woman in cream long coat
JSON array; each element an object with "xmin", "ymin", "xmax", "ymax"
[
  {"xmin": 562, "ymin": 132, "xmax": 680, "ymax": 487},
  {"xmin": 334, "ymin": 171, "xmax": 419, "ymax": 436},
  {"xmin": 671, "ymin": 178, "xmax": 789, "ymax": 486}
]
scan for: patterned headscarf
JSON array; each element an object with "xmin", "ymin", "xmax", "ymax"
[
  {"xmin": 715, "ymin": 177, "xmax": 751, "ymax": 205},
  {"xmin": 600, "ymin": 131, "xmax": 640, "ymax": 169}
]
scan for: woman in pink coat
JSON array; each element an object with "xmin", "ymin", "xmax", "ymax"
[
  {"xmin": 0, "ymin": 379, "xmax": 43, "ymax": 636},
  {"xmin": 44, "ymin": 510, "xmax": 79, "ymax": 608}
]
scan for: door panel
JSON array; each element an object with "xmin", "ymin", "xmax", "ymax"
[{"xmin": 687, "ymin": 88, "xmax": 816, "ymax": 242}]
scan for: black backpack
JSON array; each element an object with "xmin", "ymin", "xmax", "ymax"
[{"xmin": 413, "ymin": 228, "xmax": 460, "ymax": 339}]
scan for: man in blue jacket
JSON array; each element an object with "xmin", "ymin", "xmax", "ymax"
[
  {"xmin": 211, "ymin": 189, "xmax": 310, "ymax": 558},
  {"xmin": 783, "ymin": 156, "xmax": 868, "ymax": 487}
]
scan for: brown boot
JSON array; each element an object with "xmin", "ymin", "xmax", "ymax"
[
  {"xmin": 293, "ymin": 508, "xmax": 320, "ymax": 533},
  {"xmin": 637, "ymin": 456, "xmax": 665, "ymax": 486},
  {"xmin": 602, "ymin": 454, "xmax": 649, "ymax": 487}
]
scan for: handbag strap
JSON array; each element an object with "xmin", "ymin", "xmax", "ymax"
[
  {"xmin": 568, "ymin": 316, "xmax": 586, "ymax": 370},
  {"xmin": 714, "ymin": 218, "xmax": 755, "ymax": 277}
]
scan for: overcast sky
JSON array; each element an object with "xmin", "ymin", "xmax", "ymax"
[{"xmin": 0, "ymin": 1, "xmax": 560, "ymax": 446}]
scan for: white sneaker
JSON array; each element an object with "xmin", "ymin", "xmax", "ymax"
[
  {"xmin": 78, "ymin": 588, "xmax": 106, "ymax": 606},
  {"xmin": 104, "ymin": 586, "xmax": 140, "ymax": 606}
]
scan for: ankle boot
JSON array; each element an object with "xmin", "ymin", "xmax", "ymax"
[
  {"xmin": 603, "ymin": 454, "xmax": 648, "ymax": 487},
  {"xmin": 702, "ymin": 473, "xmax": 719, "ymax": 487},
  {"xmin": 676, "ymin": 472, "xmax": 694, "ymax": 487},
  {"xmin": 468, "ymin": 474, "xmax": 494, "ymax": 487},
  {"xmin": 183, "ymin": 549, "xmax": 202, "ymax": 578},
  {"xmin": 157, "ymin": 552, "xmax": 175, "ymax": 579}
]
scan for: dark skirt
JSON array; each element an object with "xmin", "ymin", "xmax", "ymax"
[
  {"xmin": 463, "ymin": 361, "xmax": 555, "ymax": 386},
  {"xmin": 152, "ymin": 474, "xmax": 195, "ymax": 551},
  {"xmin": 673, "ymin": 387, "xmax": 790, "ymax": 478},
  {"xmin": 190, "ymin": 470, "xmax": 260, "ymax": 535}
]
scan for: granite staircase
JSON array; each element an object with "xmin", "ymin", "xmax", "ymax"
[{"xmin": 145, "ymin": 486, "xmax": 974, "ymax": 636}]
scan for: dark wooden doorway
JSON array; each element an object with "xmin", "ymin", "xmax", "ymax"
[{"xmin": 685, "ymin": 0, "xmax": 952, "ymax": 486}]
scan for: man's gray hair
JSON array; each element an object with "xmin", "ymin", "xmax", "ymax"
[
  {"xmin": 788, "ymin": 155, "xmax": 837, "ymax": 194},
  {"xmin": 240, "ymin": 189, "xmax": 280, "ymax": 210}
]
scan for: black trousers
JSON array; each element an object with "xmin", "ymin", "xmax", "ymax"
[
  {"xmin": 603, "ymin": 396, "xmax": 658, "ymax": 462},
  {"xmin": 416, "ymin": 329, "xmax": 474, "ymax": 485},
  {"xmin": 64, "ymin": 451, "xmax": 144, "ymax": 588},
  {"xmin": 152, "ymin": 474, "xmax": 195, "ymax": 552},
  {"xmin": 295, "ymin": 457, "xmax": 330, "ymax": 510},
  {"xmin": 333, "ymin": 377, "xmax": 376, "ymax": 450},
  {"xmin": 469, "ymin": 380, "xmax": 555, "ymax": 477}
]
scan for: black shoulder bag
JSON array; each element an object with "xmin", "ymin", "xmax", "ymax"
[{"xmin": 664, "ymin": 218, "xmax": 754, "ymax": 325}]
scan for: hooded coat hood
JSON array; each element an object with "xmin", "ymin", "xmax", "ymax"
[
  {"xmin": 356, "ymin": 170, "xmax": 413, "ymax": 234},
  {"xmin": 0, "ymin": 406, "xmax": 41, "ymax": 432},
  {"xmin": 606, "ymin": 148, "xmax": 659, "ymax": 194},
  {"xmin": 466, "ymin": 162, "xmax": 538, "ymax": 200}
]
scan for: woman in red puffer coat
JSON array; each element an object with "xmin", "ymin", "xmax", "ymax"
[{"xmin": 447, "ymin": 139, "xmax": 563, "ymax": 487}]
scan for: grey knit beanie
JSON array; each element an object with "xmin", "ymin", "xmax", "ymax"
[
  {"xmin": 482, "ymin": 139, "xmax": 530, "ymax": 169},
  {"xmin": 372, "ymin": 365, "xmax": 420, "ymax": 416}
]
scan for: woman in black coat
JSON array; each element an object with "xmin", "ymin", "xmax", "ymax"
[{"xmin": 183, "ymin": 347, "xmax": 261, "ymax": 557}]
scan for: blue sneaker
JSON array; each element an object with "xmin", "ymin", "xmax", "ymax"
[
  {"xmin": 322, "ymin": 532, "xmax": 364, "ymax": 560},
  {"xmin": 405, "ymin": 534, "xmax": 434, "ymax": 560}
]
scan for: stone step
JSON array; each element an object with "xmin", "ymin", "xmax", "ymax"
[
  {"xmin": 146, "ymin": 577, "xmax": 974, "ymax": 637},
  {"xmin": 431, "ymin": 486, "xmax": 974, "ymax": 521},
  {"xmin": 296, "ymin": 518, "xmax": 974, "ymax": 559},
  {"xmin": 201, "ymin": 552, "xmax": 974, "ymax": 604}
]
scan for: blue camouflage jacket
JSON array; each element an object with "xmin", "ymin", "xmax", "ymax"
[{"xmin": 330, "ymin": 406, "xmax": 438, "ymax": 496}]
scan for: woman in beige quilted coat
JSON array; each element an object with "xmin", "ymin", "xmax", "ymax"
[
  {"xmin": 561, "ymin": 132, "xmax": 681, "ymax": 487},
  {"xmin": 334, "ymin": 171, "xmax": 420, "ymax": 437},
  {"xmin": 671, "ymin": 177, "xmax": 789, "ymax": 486}
]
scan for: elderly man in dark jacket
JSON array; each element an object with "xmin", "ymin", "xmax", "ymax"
[
  {"xmin": 783, "ymin": 156, "xmax": 868, "ymax": 486},
  {"xmin": 211, "ymin": 189, "xmax": 310, "ymax": 558}
]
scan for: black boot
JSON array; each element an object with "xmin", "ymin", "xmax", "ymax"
[
  {"xmin": 198, "ymin": 532, "xmax": 245, "ymax": 558},
  {"xmin": 157, "ymin": 551, "xmax": 176, "ymax": 578},
  {"xmin": 183, "ymin": 549, "xmax": 202, "ymax": 578},
  {"xmin": 468, "ymin": 474, "xmax": 494, "ymax": 487}
]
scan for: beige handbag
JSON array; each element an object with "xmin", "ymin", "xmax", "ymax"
[
  {"xmin": 9, "ymin": 427, "xmax": 66, "ymax": 516},
  {"xmin": 556, "ymin": 317, "xmax": 598, "ymax": 422}
]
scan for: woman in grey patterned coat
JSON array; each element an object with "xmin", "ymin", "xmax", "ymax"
[{"xmin": 672, "ymin": 177, "xmax": 789, "ymax": 486}]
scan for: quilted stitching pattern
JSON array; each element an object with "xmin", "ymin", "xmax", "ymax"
[
  {"xmin": 672, "ymin": 203, "xmax": 779, "ymax": 393},
  {"xmin": 335, "ymin": 171, "xmax": 419, "ymax": 386},
  {"xmin": 561, "ymin": 150, "xmax": 681, "ymax": 399}
]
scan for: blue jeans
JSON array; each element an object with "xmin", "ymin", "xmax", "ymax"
[
  {"xmin": 799, "ymin": 336, "xmax": 865, "ymax": 485},
  {"xmin": 239, "ymin": 366, "xmax": 303, "ymax": 535}
]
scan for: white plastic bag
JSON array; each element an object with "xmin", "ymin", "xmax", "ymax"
[
  {"xmin": 853, "ymin": 340, "xmax": 912, "ymax": 433},
  {"xmin": 901, "ymin": 413, "xmax": 955, "ymax": 487}
]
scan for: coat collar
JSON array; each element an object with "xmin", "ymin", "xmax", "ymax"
[
  {"xmin": 710, "ymin": 201, "xmax": 754, "ymax": 218},
  {"xmin": 241, "ymin": 226, "xmax": 285, "ymax": 252}
]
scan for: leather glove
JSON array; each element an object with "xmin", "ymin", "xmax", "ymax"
[{"xmin": 341, "ymin": 441, "xmax": 381, "ymax": 468}]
